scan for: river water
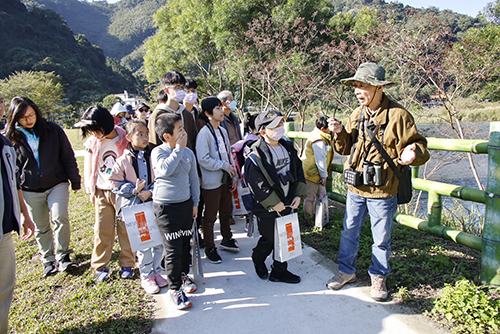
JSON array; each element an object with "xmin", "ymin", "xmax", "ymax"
[{"xmin": 297, "ymin": 122, "xmax": 491, "ymax": 226}]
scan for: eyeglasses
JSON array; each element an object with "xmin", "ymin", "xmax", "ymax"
[
  {"xmin": 167, "ymin": 85, "xmax": 184, "ymax": 91},
  {"xmin": 20, "ymin": 113, "xmax": 36, "ymax": 122},
  {"xmin": 138, "ymin": 108, "xmax": 149, "ymax": 113}
]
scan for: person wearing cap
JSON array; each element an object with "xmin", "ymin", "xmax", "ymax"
[
  {"xmin": 124, "ymin": 104, "xmax": 134, "ymax": 122},
  {"xmin": 217, "ymin": 90, "xmax": 242, "ymax": 145},
  {"xmin": 327, "ymin": 62, "xmax": 429, "ymax": 301},
  {"xmin": 110, "ymin": 102, "xmax": 127, "ymax": 125},
  {"xmin": 135, "ymin": 102, "xmax": 150, "ymax": 122},
  {"xmin": 243, "ymin": 110, "xmax": 307, "ymax": 283}
]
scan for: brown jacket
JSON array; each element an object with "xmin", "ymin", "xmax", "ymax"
[
  {"xmin": 148, "ymin": 104, "xmax": 197, "ymax": 152},
  {"xmin": 334, "ymin": 94, "xmax": 429, "ymax": 198}
]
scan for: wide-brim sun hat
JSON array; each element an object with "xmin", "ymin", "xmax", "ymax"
[
  {"xmin": 255, "ymin": 110, "xmax": 287, "ymax": 131},
  {"xmin": 340, "ymin": 62, "xmax": 396, "ymax": 87}
]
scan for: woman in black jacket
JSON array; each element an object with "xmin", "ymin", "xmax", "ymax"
[{"xmin": 5, "ymin": 97, "xmax": 81, "ymax": 277}]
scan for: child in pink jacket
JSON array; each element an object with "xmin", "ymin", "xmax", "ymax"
[{"xmin": 109, "ymin": 119, "xmax": 167, "ymax": 294}]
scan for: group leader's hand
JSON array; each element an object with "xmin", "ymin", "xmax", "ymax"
[{"xmin": 399, "ymin": 143, "xmax": 417, "ymax": 165}]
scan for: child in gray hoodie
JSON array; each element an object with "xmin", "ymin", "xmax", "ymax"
[
  {"xmin": 195, "ymin": 97, "xmax": 239, "ymax": 264},
  {"xmin": 151, "ymin": 113, "xmax": 200, "ymax": 310}
]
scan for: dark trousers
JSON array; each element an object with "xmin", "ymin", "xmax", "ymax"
[
  {"xmin": 202, "ymin": 184, "xmax": 233, "ymax": 250},
  {"xmin": 154, "ymin": 199, "xmax": 193, "ymax": 290},
  {"xmin": 251, "ymin": 208, "xmax": 292, "ymax": 273}
]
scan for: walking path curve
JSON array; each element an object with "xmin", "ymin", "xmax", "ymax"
[{"xmin": 152, "ymin": 217, "xmax": 449, "ymax": 334}]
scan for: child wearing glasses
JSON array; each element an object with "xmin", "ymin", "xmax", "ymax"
[{"xmin": 148, "ymin": 71, "xmax": 197, "ymax": 152}]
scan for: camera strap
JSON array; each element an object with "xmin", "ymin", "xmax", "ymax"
[
  {"xmin": 364, "ymin": 123, "xmax": 403, "ymax": 179},
  {"xmin": 347, "ymin": 110, "xmax": 366, "ymax": 169},
  {"xmin": 206, "ymin": 122, "xmax": 232, "ymax": 164}
]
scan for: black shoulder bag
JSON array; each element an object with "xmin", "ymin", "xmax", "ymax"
[{"xmin": 364, "ymin": 122, "xmax": 412, "ymax": 204}]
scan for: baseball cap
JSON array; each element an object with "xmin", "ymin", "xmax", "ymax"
[{"xmin": 255, "ymin": 110, "xmax": 287, "ymax": 131}]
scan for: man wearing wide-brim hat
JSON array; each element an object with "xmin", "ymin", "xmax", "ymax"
[{"xmin": 326, "ymin": 62, "xmax": 430, "ymax": 301}]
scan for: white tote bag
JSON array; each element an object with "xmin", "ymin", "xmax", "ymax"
[
  {"xmin": 122, "ymin": 201, "xmax": 163, "ymax": 252},
  {"xmin": 315, "ymin": 189, "xmax": 329, "ymax": 229},
  {"xmin": 232, "ymin": 179, "xmax": 251, "ymax": 216},
  {"xmin": 274, "ymin": 212, "xmax": 302, "ymax": 262}
]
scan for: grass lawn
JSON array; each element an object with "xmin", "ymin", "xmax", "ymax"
[{"xmin": 9, "ymin": 157, "xmax": 155, "ymax": 334}]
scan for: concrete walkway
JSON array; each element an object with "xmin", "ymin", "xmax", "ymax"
[{"xmin": 152, "ymin": 217, "xmax": 449, "ymax": 334}]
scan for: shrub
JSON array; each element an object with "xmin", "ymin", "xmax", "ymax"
[{"xmin": 430, "ymin": 279, "xmax": 500, "ymax": 334}]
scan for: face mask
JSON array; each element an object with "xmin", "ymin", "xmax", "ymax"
[
  {"xmin": 172, "ymin": 90, "xmax": 186, "ymax": 103},
  {"xmin": 268, "ymin": 126, "xmax": 285, "ymax": 141},
  {"xmin": 228, "ymin": 100, "xmax": 237, "ymax": 111},
  {"xmin": 184, "ymin": 92, "xmax": 198, "ymax": 104}
]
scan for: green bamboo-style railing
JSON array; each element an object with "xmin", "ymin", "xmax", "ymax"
[{"xmin": 284, "ymin": 122, "xmax": 500, "ymax": 286}]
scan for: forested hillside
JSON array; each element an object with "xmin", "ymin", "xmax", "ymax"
[
  {"xmin": 22, "ymin": 0, "xmax": 166, "ymax": 71},
  {"xmin": 0, "ymin": 0, "xmax": 139, "ymax": 105}
]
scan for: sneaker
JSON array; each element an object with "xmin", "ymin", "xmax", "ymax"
[
  {"xmin": 370, "ymin": 275, "xmax": 388, "ymax": 301},
  {"xmin": 96, "ymin": 267, "xmax": 110, "ymax": 283},
  {"xmin": 58, "ymin": 254, "xmax": 78, "ymax": 273},
  {"xmin": 326, "ymin": 271, "xmax": 356, "ymax": 291},
  {"xmin": 169, "ymin": 289, "xmax": 192, "ymax": 310},
  {"xmin": 252, "ymin": 260, "xmax": 269, "ymax": 280},
  {"xmin": 42, "ymin": 262, "xmax": 58, "ymax": 277},
  {"xmin": 205, "ymin": 248, "xmax": 222, "ymax": 264},
  {"xmin": 269, "ymin": 268, "xmax": 301, "ymax": 284},
  {"xmin": 121, "ymin": 267, "xmax": 133, "ymax": 279},
  {"xmin": 154, "ymin": 273, "xmax": 168, "ymax": 288},
  {"xmin": 219, "ymin": 239, "xmax": 239, "ymax": 253},
  {"xmin": 141, "ymin": 276, "xmax": 160, "ymax": 294},
  {"xmin": 181, "ymin": 273, "xmax": 197, "ymax": 293}
]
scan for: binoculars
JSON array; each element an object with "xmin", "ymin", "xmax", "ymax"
[
  {"xmin": 278, "ymin": 170, "xmax": 295, "ymax": 186},
  {"xmin": 344, "ymin": 161, "xmax": 383, "ymax": 187}
]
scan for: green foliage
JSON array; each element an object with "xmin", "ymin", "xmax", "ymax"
[
  {"xmin": 430, "ymin": 279, "xmax": 500, "ymax": 334},
  {"xmin": 0, "ymin": 0, "xmax": 139, "ymax": 105},
  {"xmin": 101, "ymin": 94, "xmax": 123, "ymax": 110},
  {"xmin": 22, "ymin": 0, "xmax": 165, "ymax": 63},
  {"xmin": 0, "ymin": 71, "xmax": 67, "ymax": 121}
]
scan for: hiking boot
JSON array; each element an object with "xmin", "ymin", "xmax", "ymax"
[
  {"xmin": 269, "ymin": 268, "xmax": 301, "ymax": 284},
  {"xmin": 205, "ymin": 248, "xmax": 222, "ymax": 264},
  {"xmin": 141, "ymin": 276, "xmax": 160, "ymax": 294},
  {"xmin": 181, "ymin": 273, "xmax": 197, "ymax": 293},
  {"xmin": 96, "ymin": 267, "xmax": 110, "ymax": 283},
  {"xmin": 42, "ymin": 262, "xmax": 58, "ymax": 277},
  {"xmin": 252, "ymin": 260, "xmax": 269, "ymax": 280},
  {"xmin": 370, "ymin": 275, "xmax": 388, "ymax": 301},
  {"xmin": 326, "ymin": 271, "xmax": 356, "ymax": 291},
  {"xmin": 58, "ymin": 254, "xmax": 77, "ymax": 273},
  {"xmin": 121, "ymin": 267, "xmax": 133, "ymax": 279},
  {"xmin": 169, "ymin": 289, "xmax": 192, "ymax": 310},
  {"xmin": 220, "ymin": 238, "xmax": 239, "ymax": 253},
  {"xmin": 154, "ymin": 273, "xmax": 168, "ymax": 288}
]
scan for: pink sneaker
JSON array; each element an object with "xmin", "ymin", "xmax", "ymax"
[
  {"xmin": 154, "ymin": 273, "xmax": 168, "ymax": 288},
  {"xmin": 141, "ymin": 276, "xmax": 160, "ymax": 294}
]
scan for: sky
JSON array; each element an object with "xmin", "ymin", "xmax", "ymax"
[
  {"xmin": 104, "ymin": 0, "xmax": 491, "ymax": 18},
  {"xmin": 388, "ymin": 0, "xmax": 491, "ymax": 17}
]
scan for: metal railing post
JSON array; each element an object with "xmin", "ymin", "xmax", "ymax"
[{"xmin": 481, "ymin": 122, "xmax": 500, "ymax": 286}]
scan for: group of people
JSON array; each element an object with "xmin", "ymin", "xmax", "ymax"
[{"xmin": 0, "ymin": 62, "xmax": 429, "ymax": 329}]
